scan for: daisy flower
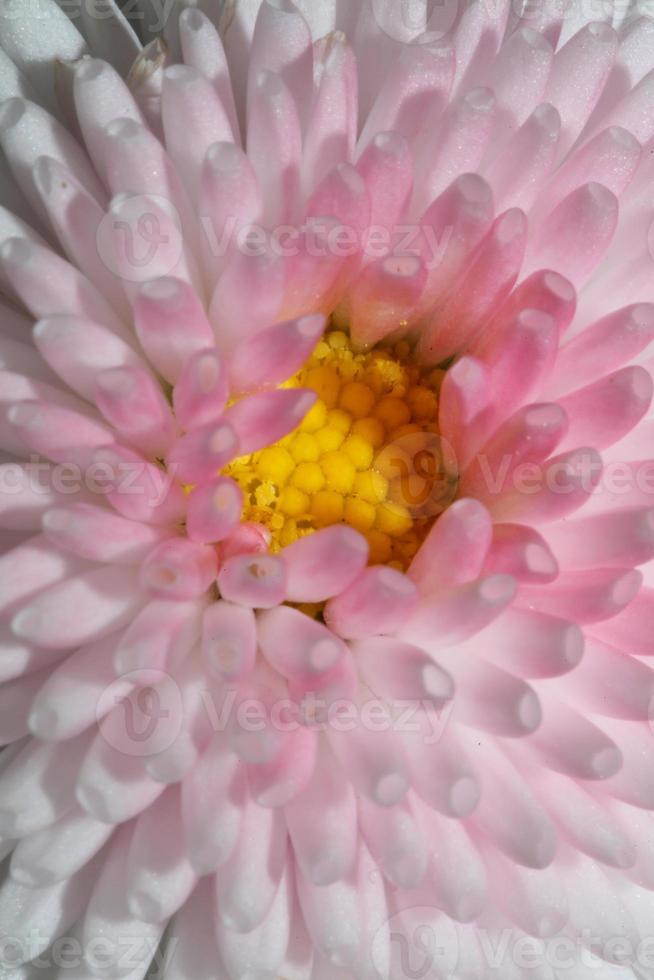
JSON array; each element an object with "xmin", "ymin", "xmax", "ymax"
[{"xmin": 1, "ymin": 1, "xmax": 654, "ymax": 978}]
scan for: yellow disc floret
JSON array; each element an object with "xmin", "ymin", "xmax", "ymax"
[{"xmin": 223, "ymin": 328, "xmax": 456, "ymax": 570}]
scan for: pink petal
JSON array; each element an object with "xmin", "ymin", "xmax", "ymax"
[
  {"xmin": 140, "ymin": 539, "xmax": 218, "ymax": 600},
  {"xmin": 167, "ymin": 419, "xmax": 239, "ymax": 486},
  {"xmin": 29, "ymin": 634, "xmax": 133, "ymax": 741},
  {"xmin": 32, "ymin": 156, "xmax": 131, "ymax": 321},
  {"xmin": 133, "ymin": 276, "xmax": 215, "ymax": 384},
  {"xmin": 557, "ymin": 366, "xmax": 653, "ymax": 451},
  {"xmin": 209, "ymin": 246, "xmax": 286, "ymax": 356},
  {"xmin": 354, "ymin": 636, "xmax": 454, "ymax": 707},
  {"xmin": 246, "ymin": 70, "xmax": 301, "ymax": 227},
  {"xmin": 349, "ymin": 254, "xmax": 427, "ymax": 348},
  {"xmin": 95, "ymin": 365, "xmax": 177, "ymax": 458},
  {"xmin": 93, "ymin": 444, "xmax": 187, "ymax": 525},
  {"xmin": 179, "ymin": 10, "xmax": 239, "ymax": 142},
  {"xmin": 225, "ymin": 387, "xmax": 316, "ymax": 455},
  {"xmin": 247, "ymin": 725, "xmax": 317, "ymax": 808},
  {"xmin": 285, "ymin": 739, "xmax": 357, "ymax": 886},
  {"xmin": 525, "ymin": 182, "xmax": 619, "ymax": 284},
  {"xmin": 324, "ymin": 565, "xmax": 419, "ymax": 639},
  {"xmin": 359, "ymin": 35, "xmax": 453, "ymax": 151},
  {"xmin": 302, "ymin": 31, "xmax": 358, "ymax": 194},
  {"xmin": 0, "ymin": 237, "xmax": 128, "ymax": 340},
  {"xmin": 218, "ymin": 552, "xmax": 287, "ymax": 609},
  {"xmin": 258, "ymin": 605, "xmax": 348, "ymax": 682},
  {"xmin": 126, "ymin": 786, "xmax": 197, "ymax": 922},
  {"xmin": 419, "ymin": 208, "xmax": 528, "ymax": 364},
  {"xmin": 214, "ymin": 796, "xmax": 287, "ymax": 933},
  {"xmin": 401, "ymin": 574, "xmax": 517, "ymax": 646},
  {"xmin": 186, "ymin": 477, "xmax": 243, "ymax": 545},
  {"xmin": 181, "ymin": 734, "xmax": 245, "ymax": 874},
  {"xmin": 484, "ymin": 522, "xmax": 559, "ymax": 583},
  {"xmin": 517, "ymin": 567, "xmax": 642, "ymax": 623},
  {"xmin": 173, "ymin": 348, "xmax": 229, "ymax": 431},
  {"xmin": 356, "ymin": 131, "xmax": 413, "ymax": 245},
  {"xmin": 12, "ymin": 566, "xmax": 145, "ymax": 650},
  {"xmin": 409, "ymin": 498, "xmax": 493, "ymax": 594},
  {"xmin": 281, "ymin": 524, "xmax": 368, "ymax": 603},
  {"xmin": 547, "ymin": 303, "xmax": 654, "ymax": 397},
  {"xmin": 33, "ymin": 314, "xmax": 143, "ymax": 402},
  {"xmin": 198, "ymin": 141, "xmax": 262, "ymax": 284},
  {"xmin": 162, "ymin": 64, "xmax": 234, "ymax": 201},
  {"xmin": 228, "ymin": 314, "xmax": 326, "ymax": 394},
  {"xmin": 114, "ymin": 598, "xmax": 204, "ymax": 679},
  {"xmin": 42, "ymin": 503, "xmax": 174, "ymax": 565},
  {"xmin": 474, "ymin": 607, "xmax": 585, "ymax": 679},
  {"xmin": 202, "ymin": 600, "xmax": 257, "ymax": 683}
]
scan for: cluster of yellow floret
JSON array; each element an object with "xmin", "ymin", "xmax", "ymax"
[{"xmin": 225, "ymin": 330, "xmax": 447, "ymax": 570}]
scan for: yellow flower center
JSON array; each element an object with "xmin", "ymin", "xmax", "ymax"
[{"xmin": 225, "ymin": 329, "xmax": 458, "ymax": 570}]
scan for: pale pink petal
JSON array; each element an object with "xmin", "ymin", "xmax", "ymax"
[
  {"xmin": 80, "ymin": 825, "xmax": 164, "ymax": 979},
  {"xmin": 218, "ymin": 552, "xmax": 287, "ymax": 609},
  {"xmin": 285, "ymin": 739, "xmax": 357, "ymax": 886},
  {"xmin": 114, "ymin": 598, "xmax": 204, "ymax": 680},
  {"xmin": 166, "ymin": 419, "xmax": 239, "ymax": 486},
  {"xmin": 126, "ymin": 786, "xmax": 197, "ymax": 922},
  {"xmin": 29, "ymin": 633, "xmax": 133, "ymax": 742},
  {"xmin": 324, "ymin": 565, "xmax": 418, "ymax": 639},
  {"xmin": 33, "ymin": 314, "xmax": 144, "ymax": 402},
  {"xmin": 140, "ymin": 539, "xmax": 217, "ymax": 600},
  {"xmin": 225, "ymin": 388, "xmax": 316, "ymax": 455},
  {"xmin": 258, "ymin": 605, "xmax": 347, "ymax": 681},
  {"xmin": 133, "ymin": 276, "xmax": 216, "ymax": 384},
  {"xmin": 173, "ymin": 348, "xmax": 229, "ymax": 431},
  {"xmin": 10, "ymin": 804, "xmax": 113, "ymax": 888},
  {"xmin": 11, "ymin": 566, "xmax": 145, "ymax": 650},
  {"xmin": 94, "ymin": 366, "xmax": 177, "ymax": 458},
  {"xmin": 179, "ymin": 9, "xmax": 240, "ymax": 141},
  {"xmin": 247, "ymin": 70, "xmax": 302, "ymax": 227},
  {"xmin": 202, "ymin": 601, "xmax": 257, "ymax": 683},
  {"xmin": 281, "ymin": 525, "xmax": 368, "ymax": 603},
  {"xmin": 162, "ymin": 64, "xmax": 235, "ymax": 201},
  {"xmin": 302, "ymin": 31, "xmax": 358, "ymax": 194},
  {"xmin": 214, "ymin": 795, "xmax": 287, "ymax": 933},
  {"xmin": 228, "ymin": 314, "xmax": 325, "ymax": 394},
  {"xmin": 181, "ymin": 735, "xmax": 245, "ymax": 875}
]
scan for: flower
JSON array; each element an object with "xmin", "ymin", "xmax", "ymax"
[{"xmin": 1, "ymin": 0, "xmax": 654, "ymax": 977}]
